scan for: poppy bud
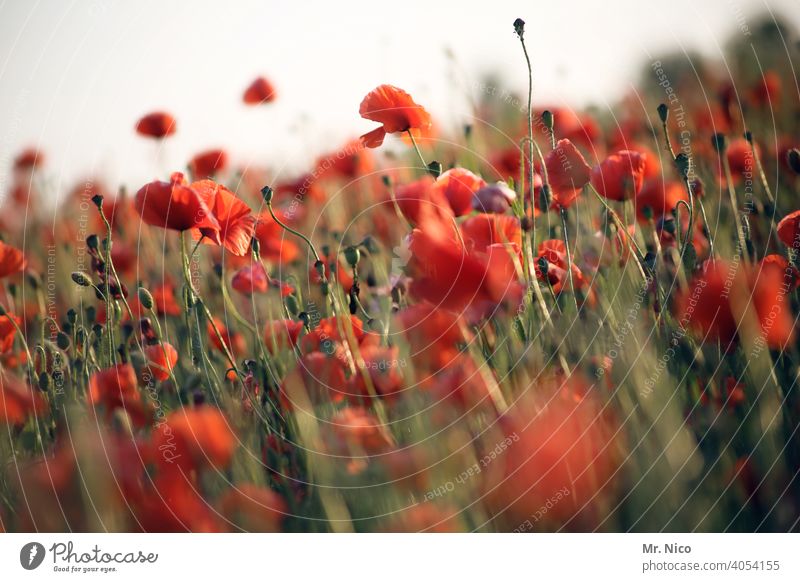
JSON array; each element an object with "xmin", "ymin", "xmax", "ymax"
[
  {"xmin": 285, "ymin": 294, "xmax": 300, "ymax": 316},
  {"xmin": 138, "ymin": 287, "xmax": 154, "ymax": 311},
  {"xmin": 56, "ymin": 331, "xmax": 71, "ymax": 350},
  {"xmin": 344, "ymin": 246, "xmax": 361, "ymax": 268},
  {"xmin": 513, "ymin": 18, "xmax": 525, "ymax": 38},
  {"xmin": 642, "ymin": 205, "xmax": 653, "ymax": 221},
  {"xmin": 743, "ymin": 130, "xmax": 753, "ymax": 144},
  {"xmin": 381, "ymin": 175, "xmax": 392, "ymax": 188},
  {"xmin": 711, "ymin": 133, "xmax": 727, "ymax": 153},
  {"xmin": 67, "ymin": 308, "xmax": 77, "ymax": 325},
  {"xmin": 538, "ymin": 183, "xmax": 551, "ymax": 214},
  {"xmin": 787, "ymin": 149, "xmax": 800, "ymax": 175},
  {"xmin": 464, "ymin": 124, "xmax": 473, "ymax": 139},
  {"xmin": 91, "ymin": 194, "xmax": 104, "ymax": 209},
  {"xmin": 38, "ymin": 372, "xmax": 51, "ymax": 392},
  {"xmin": 71, "ymin": 271, "xmax": 92, "ymax": 287},
  {"xmin": 251, "ymin": 236, "xmax": 261, "ymax": 258},
  {"xmin": 86, "ymin": 234, "xmax": 99, "ymax": 250},
  {"xmin": 674, "ymin": 153, "xmax": 691, "ymax": 179},
  {"xmin": 298, "ymin": 311, "xmax": 310, "ymax": 328},
  {"xmin": 541, "ymin": 110, "xmax": 554, "ymax": 131},
  {"xmin": 537, "ymin": 255, "xmax": 549, "ymax": 276},
  {"xmin": 520, "ymin": 216, "xmax": 533, "ymax": 232},
  {"xmin": 86, "ymin": 305, "xmax": 96, "ymax": 323},
  {"xmin": 427, "ymin": 160, "xmax": 443, "ymax": 178},
  {"xmin": 261, "ymin": 185, "xmax": 274, "ymax": 204},
  {"xmin": 657, "ymin": 103, "xmax": 669, "ymax": 123}
]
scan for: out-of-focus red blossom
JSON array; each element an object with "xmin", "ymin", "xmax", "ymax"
[
  {"xmin": 0, "ymin": 240, "xmax": 26, "ymax": 278},
  {"xmin": 14, "ymin": 148, "xmax": 44, "ymax": 171},
  {"xmin": 254, "ymin": 211, "xmax": 300, "ymax": 265},
  {"xmin": 776, "ymin": 210, "xmax": 800, "ymax": 249},
  {"xmin": 300, "ymin": 314, "xmax": 365, "ymax": 354},
  {"xmin": 352, "ymin": 345, "xmax": 405, "ymax": 400},
  {"xmin": 751, "ymin": 70, "xmax": 781, "ymax": 108},
  {"xmin": 218, "ymin": 484, "xmax": 287, "ymax": 532},
  {"xmin": 432, "ymin": 168, "xmax": 486, "ymax": 216},
  {"xmin": 273, "ymin": 174, "xmax": 326, "ymax": 205},
  {"xmin": 330, "ymin": 407, "xmax": 394, "ymax": 454},
  {"xmin": 231, "ymin": 262, "xmax": 268, "ymax": 295},
  {"xmin": 544, "ymin": 139, "xmax": 592, "ymax": 209},
  {"xmin": 189, "ymin": 149, "xmax": 228, "ymax": 179},
  {"xmin": 143, "ymin": 343, "xmax": 178, "ymax": 382},
  {"xmin": 407, "ymin": 209, "xmax": 521, "ymax": 312},
  {"xmin": 88, "ymin": 364, "xmax": 151, "ymax": 427},
  {"xmin": 760, "ymin": 254, "xmax": 800, "ymax": 290},
  {"xmin": 263, "ymin": 319, "xmax": 304, "ymax": 352},
  {"xmin": 534, "ymin": 106, "xmax": 599, "ymax": 148},
  {"xmin": 392, "ymin": 176, "xmax": 454, "ymax": 226},
  {"xmin": 635, "ymin": 178, "xmax": 688, "ymax": 221},
  {"xmin": 384, "ymin": 503, "xmax": 463, "ymax": 532},
  {"xmin": 535, "ymin": 239, "xmax": 592, "ymax": 301},
  {"xmin": 591, "ymin": 150, "xmax": 646, "ymax": 201},
  {"xmin": 722, "ymin": 377, "xmax": 747, "ymax": 409},
  {"xmin": 135, "ymin": 111, "xmax": 177, "ymax": 138},
  {"xmin": 207, "ymin": 317, "xmax": 247, "ymax": 357},
  {"xmin": 190, "ymin": 180, "xmax": 255, "ymax": 257},
  {"xmin": 314, "ymin": 140, "xmax": 373, "ymax": 181},
  {"xmin": 243, "ymin": 76, "xmax": 277, "ymax": 105},
  {"xmin": 460, "ymin": 213, "xmax": 521, "ymax": 253},
  {"xmin": 726, "ymin": 138, "xmax": 758, "ymax": 177},
  {"xmin": 675, "ymin": 259, "xmax": 795, "ymax": 349},
  {"xmin": 154, "ymin": 406, "xmax": 237, "ymax": 472},
  {"xmin": 395, "ymin": 302, "xmax": 465, "ymax": 367},
  {"xmin": 309, "ymin": 252, "xmax": 354, "ymax": 290},
  {"xmin": 472, "ymin": 181, "xmax": 517, "ymax": 214},
  {"xmin": 295, "ymin": 351, "xmax": 350, "ymax": 404},
  {"xmin": 0, "ymin": 373, "xmax": 46, "ymax": 426},
  {"xmin": 135, "ymin": 172, "xmax": 220, "ymax": 233},
  {"xmin": 481, "ymin": 375, "xmax": 621, "ymax": 528},
  {"xmin": 0, "ymin": 313, "xmax": 21, "ymax": 353},
  {"xmin": 359, "ymin": 84, "xmax": 432, "ymax": 148},
  {"xmin": 152, "ymin": 280, "xmax": 181, "ymax": 316}
]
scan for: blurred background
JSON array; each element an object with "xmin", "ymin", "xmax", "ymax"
[{"xmin": 0, "ymin": 0, "xmax": 798, "ymax": 198}]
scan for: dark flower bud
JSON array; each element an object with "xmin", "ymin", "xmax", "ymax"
[
  {"xmin": 513, "ymin": 18, "xmax": 525, "ymax": 38},
  {"xmin": 138, "ymin": 287, "xmax": 154, "ymax": 310},
  {"xmin": 0, "ymin": 303, "xmax": 6, "ymax": 316},
  {"xmin": 56, "ymin": 331, "xmax": 71, "ymax": 351},
  {"xmin": 261, "ymin": 185, "xmax": 274, "ymax": 204},
  {"xmin": 537, "ymin": 255, "xmax": 549, "ymax": 276},
  {"xmin": 91, "ymin": 194, "xmax": 104, "ymax": 209},
  {"xmin": 314, "ymin": 260, "xmax": 326, "ymax": 279},
  {"xmin": 538, "ymin": 183, "xmax": 551, "ymax": 214},
  {"xmin": 85, "ymin": 305, "xmax": 96, "ymax": 323},
  {"xmin": 541, "ymin": 110, "xmax": 554, "ymax": 131},
  {"xmin": 464, "ymin": 124, "xmax": 473, "ymax": 139},
  {"xmin": 71, "ymin": 271, "xmax": 92, "ymax": 287},
  {"xmin": 86, "ymin": 234, "xmax": 99, "ymax": 250},
  {"xmin": 642, "ymin": 205, "xmax": 654, "ymax": 221},
  {"xmin": 381, "ymin": 175, "xmax": 392, "ymax": 188},
  {"xmin": 285, "ymin": 294, "xmax": 300, "ymax": 316},
  {"xmin": 674, "ymin": 153, "xmax": 691, "ymax": 179},
  {"xmin": 657, "ymin": 103, "xmax": 669, "ymax": 124},
  {"xmin": 67, "ymin": 308, "xmax": 77, "ymax": 325},
  {"xmin": 427, "ymin": 160, "xmax": 442, "ymax": 178},
  {"xmin": 344, "ymin": 246, "xmax": 361, "ymax": 268},
  {"xmin": 520, "ymin": 216, "xmax": 533, "ymax": 232},
  {"xmin": 787, "ymin": 149, "xmax": 800, "ymax": 175},
  {"xmin": 38, "ymin": 372, "xmax": 51, "ymax": 392},
  {"xmin": 711, "ymin": 133, "xmax": 727, "ymax": 153},
  {"xmin": 743, "ymin": 130, "xmax": 753, "ymax": 143},
  {"xmin": 298, "ymin": 311, "xmax": 310, "ymax": 327}
]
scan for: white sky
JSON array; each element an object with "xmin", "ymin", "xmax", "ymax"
[{"xmin": 0, "ymin": 0, "xmax": 797, "ymax": 200}]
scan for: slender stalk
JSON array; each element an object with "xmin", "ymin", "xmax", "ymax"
[{"xmin": 406, "ymin": 130, "xmax": 427, "ymax": 171}]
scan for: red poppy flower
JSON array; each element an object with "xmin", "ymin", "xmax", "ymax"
[
  {"xmin": 392, "ymin": 176, "xmax": 454, "ymax": 227},
  {"xmin": 152, "ymin": 407, "xmax": 237, "ymax": 472},
  {"xmin": 726, "ymin": 138, "xmax": 758, "ymax": 176},
  {"xmin": 231, "ymin": 262, "xmax": 268, "ymax": 295},
  {"xmin": 254, "ymin": 211, "xmax": 301, "ymax": 265},
  {"xmin": 190, "ymin": 180, "xmax": 255, "ymax": 256},
  {"xmin": 151, "ymin": 280, "xmax": 182, "ymax": 316},
  {"xmin": 135, "ymin": 172, "xmax": 220, "ymax": 233},
  {"xmin": 135, "ymin": 111, "xmax": 177, "ymax": 138},
  {"xmin": 88, "ymin": 364, "xmax": 151, "ymax": 427},
  {"xmin": 308, "ymin": 252, "xmax": 354, "ymax": 290},
  {"xmin": 460, "ymin": 213, "xmax": 521, "ymax": 253},
  {"xmin": 751, "ymin": 70, "xmax": 781, "ymax": 108},
  {"xmin": 300, "ymin": 314, "xmax": 365, "ymax": 354},
  {"xmin": 330, "ymin": 407, "xmax": 394, "ymax": 454},
  {"xmin": 359, "ymin": 85, "xmax": 432, "ymax": 148},
  {"xmin": 207, "ymin": 317, "xmax": 246, "ymax": 357},
  {"xmin": 218, "ymin": 484, "xmax": 287, "ymax": 532},
  {"xmin": 243, "ymin": 76, "xmax": 277, "ymax": 105},
  {"xmin": 0, "ymin": 241, "xmax": 26, "ymax": 278},
  {"xmin": 0, "ymin": 313, "xmax": 21, "ymax": 353},
  {"xmin": 749, "ymin": 260, "xmax": 795, "ymax": 349},
  {"xmin": 674, "ymin": 260, "xmax": 738, "ymax": 346},
  {"xmin": 590, "ymin": 150, "xmax": 646, "ymax": 201},
  {"xmin": 432, "ymin": 168, "xmax": 486, "ymax": 217},
  {"xmin": 534, "ymin": 239, "xmax": 589, "ymax": 296},
  {"xmin": 143, "ymin": 343, "xmax": 178, "ymax": 382},
  {"xmin": 544, "ymin": 139, "xmax": 591, "ymax": 209},
  {"xmin": 14, "ymin": 148, "xmax": 44, "ymax": 171},
  {"xmin": 777, "ymin": 210, "xmax": 800, "ymax": 249},
  {"xmin": 0, "ymin": 373, "xmax": 46, "ymax": 426},
  {"xmin": 189, "ymin": 149, "xmax": 228, "ymax": 179},
  {"xmin": 263, "ymin": 319, "xmax": 304, "ymax": 353},
  {"xmin": 635, "ymin": 178, "xmax": 688, "ymax": 221}
]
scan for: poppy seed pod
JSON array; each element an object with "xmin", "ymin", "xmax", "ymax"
[
  {"xmin": 261, "ymin": 185, "xmax": 274, "ymax": 204},
  {"xmin": 344, "ymin": 246, "xmax": 361, "ymax": 268},
  {"xmin": 542, "ymin": 110, "xmax": 554, "ymax": 131},
  {"xmin": 674, "ymin": 153, "xmax": 691, "ymax": 179},
  {"xmin": 787, "ymin": 149, "xmax": 800, "ymax": 175},
  {"xmin": 71, "ymin": 271, "xmax": 92, "ymax": 287},
  {"xmin": 427, "ymin": 160, "xmax": 443, "ymax": 178},
  {"xmin": 472, "ymin": 182, "xmax": 517, "ymax": 214},
  {"xmin": 91, "ymin": 194, "xmax": 104, "ymax": 209},
  {"xmin": 657, "ymin": 103, "xmax": 669, "ymax": 123},
  {"xmin": 513, "ymin": 18, "xmax": 525, "ymax": 38}
]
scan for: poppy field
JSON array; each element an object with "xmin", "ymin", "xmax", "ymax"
[{"xmin": 2, "ymin": 15, "xmax": 800, "ymax": 533}]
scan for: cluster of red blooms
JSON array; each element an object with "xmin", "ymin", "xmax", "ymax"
[{"xmin": 2, "ymin": 17, "xmax": 800, "ymax": 533}]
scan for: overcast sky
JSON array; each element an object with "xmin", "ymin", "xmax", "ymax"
[{"xmin": 0, "ymin": 0, "xmax": 797, "ymax": 201}]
